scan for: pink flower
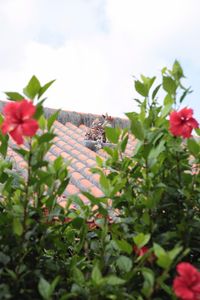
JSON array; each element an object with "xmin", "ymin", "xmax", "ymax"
[
  {"xmin": 133, "ymin": 245, "xmax": 149, "ymax": 256},
  {"xmin": 173, "ymin": 262, "xmax": 200, "ymax": 300},
  {"xmin": 1, "ymin": 99, "xmax": 38, "ymax": 145},
  {"xmin": 169, "ymin": 107, "xmax": 199, "ymax": 138}
]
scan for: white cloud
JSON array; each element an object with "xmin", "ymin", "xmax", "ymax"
[{"xmin": 0, "ymin": 0, "xmax": 200, "ymax": 118}]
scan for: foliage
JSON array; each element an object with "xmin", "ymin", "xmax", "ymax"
[{"xmin": 0, "ymin": 62, "xmax": 199, "ymax": 300}]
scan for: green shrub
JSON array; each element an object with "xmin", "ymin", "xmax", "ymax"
[{"xmin": 0, "ymin": 62, "xmax": 199, "ymax": 299}]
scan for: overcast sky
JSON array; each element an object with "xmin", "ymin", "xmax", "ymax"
[{"xmin": 0, "ymin": 0, "xmax": 200, "ymax": 119}]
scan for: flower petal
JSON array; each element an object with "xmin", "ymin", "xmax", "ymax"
[
  {"xmin": 170, "ymin": 111, "xmax": 182, "ymax": 126},
  {"xmin": 1, "ymin": 118, "xmax": 16, "ymax": 134},
  {"xmin": 177, "ymin": 263, "xmax": 199, "ymax": 278},
  {"xmin": 169, "ymin": 124, "xmax": 183, "ymax": 137},
  {"xmin": 9, "ymin": 125, "xmax": 24, "ymax": 144},
  {"xmin": 3, "ymin": 101, "xmax": 20, "ymax": 119},
  {"xmin": 21, "ymin": 119, "xmax": 39, "ymax": 137},
  {"xmin": 188, "ymin": 118, "xmax": 199, "ymax": 129},
  {"xmin": 169, "ymin": 108, "xmax": 199, "ymax": 139},
  {"xmin": 181, "ymin": 125, "xmax": 192, "ymax": 138},
  {"xmin": 173, "ymin": 278, "xmax": 195, "ymax": 300},
  {"xmin": 18, "ymin": 100, "xmax": 36, "ymax": 120},
  {"xmin": 180, "ymin": 107, "xmax": 193, "ymax": 119}
]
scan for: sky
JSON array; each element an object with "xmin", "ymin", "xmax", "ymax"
[{"xmin": 0, "ymin": 0, "xmax": 200, "ymax": 119}]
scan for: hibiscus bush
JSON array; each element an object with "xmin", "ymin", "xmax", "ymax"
[{"xmin": 0, "ymin": 61, "xmax": 200, "ymax": 300}]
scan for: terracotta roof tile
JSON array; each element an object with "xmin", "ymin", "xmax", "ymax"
[
  {"xmin": 60, "ymin": 152, "xmax": 72, "ymax": 161},
  {"xmin": 8, "ymin": 112, "xmax": 136, "ymax": 207},
  {"xmin": 66, "ymin": 183, "xmax": 79, "ymax": 195},
  {"xmin": 46, "ymin": 153, "xmax": 57, "ymax": 162},
  {"xmin": 51, "ymin": 145, "xmax": 63, "ymax": 156},
  {"xmin": 77, "ymin": 153, "xmax": 89, "ymax": 162},
  {"xmin": 79, "ymin": 124, "xmax": 87, "ymax": 133},
  {"xmin": 70, "ymin": 149, "xmax": 80, "ymax": 157},
  {"xmin": 72, "ymin": 161, "xmax": 85, "ymax": 171},
  {"xmin": 85, "ymin": 158, "xmax": 96, "ymax": 168},
  {"xmin": 67, "ymin": 165, "xmax": 75, "ymax": 174},
  {"xmin": 78, "ymin": 193, "xmax": 90, "ymax": 204},
  {"xmin": 58, "ymin": 200, "xmax": 67, "ymax": 208},
  {"xmin": 79, "ymin": 178, "xmax": 93, "ymax": 190},
  {"xmin": 71, "ymin": 171, "xmax": 84, "ymax": 183},
  {"xmin": 89, "ymin": 186, "xmax": 104, "ymax": 198},
  {"xmin": 56, "ymin": 140, "xmax": 66, "ymax": 148},
  {"xmin": 82, "ymin": 167, "xmax": 92, "ymax": 178},
  {"xmin": 92, "ymin": 173, "xmax": 100, "ymax": 183},
  {"xmin": 54, "ymin": 128, "xmax": 65, "ymax": 136}
]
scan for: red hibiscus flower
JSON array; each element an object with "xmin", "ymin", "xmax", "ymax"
[
  {"xmin": 1, "ymin": 99, "xmax": 38, "ymax": 145},
  {"xmin": 169, "ymin": 107, "xmax": 199, "ymax": 138},
  {"xmin": 173, "ymin": 262, "xmax": 200, "ymax": 300},
  {"xmin": 133, "ymin": 245, "xmax": 149, "ymax": 256}
]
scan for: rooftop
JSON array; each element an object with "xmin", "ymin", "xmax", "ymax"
[{"xmin": 1, "ymin": 104, "xmax": 136, "ymax": 206}]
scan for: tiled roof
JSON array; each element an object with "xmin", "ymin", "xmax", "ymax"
[{"xmin": 4, "ymin": 108, "xmax": 136, "ymax": 204}]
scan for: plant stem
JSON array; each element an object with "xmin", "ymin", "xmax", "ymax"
[{"xmin": 23, "ymin": 139, "xmax": 32, "ymax": 233}]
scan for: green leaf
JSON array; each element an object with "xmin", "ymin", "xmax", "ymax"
[
  {"xmin": 157, "ymin": 254, "xmax": 172, "ymax": 269},
  {"xmin": 0, "ymin": 133, "xmax": 8, "ymax": 158},
  {"xmin": 47, "ymin": 110, "xmax": 60, "ymax": 130},
  {"xmin": 73, "ymin": 268, "xmax": 84, "ymax": 285},
  {"xmin": 13, "ymin": 218, "xmax": 23, "ymax": 236},
  {"xmin": 35, "ymin": 170, "xmax": 53, "ymax": 185},
  {"xmin": 172, "ymin": 60, "xmax": 184, "ymax": 80},
  {"xmin": 142, "ymin": 268, "xmax": 154, "ymax": 297},
  {"xmin": 105, "ymin": 127, "xmax": 120, "ymax": 144},
  {"xmin": 71, "ymin": 217, "xmax": 84, "ymax": 229},
  {"xmin": 159, "ymin": 282, "xmax": 173, "ymax": 296},
  {"xmin": 115, "ymin": 239, "xmax": 133, "ymax": 255},
  {"xmin": 153, "ymin": 243, "xmax": 172, "ymax": 269},
  {"xmin": 23, "ymin": 75, "xmax": 41, "ymax": 99},
  {"xmin": 168, "ymin": 246, "xmax": 183, "ymax": 261},
  {"xmin": 14, "ymin": 148, "xmax": 29, "ymax": 158},
  {"xmin": 38, "ymin": 277, "xmax": 51, "ymax": 300},
  {"xmin": 50, "ymin": 276, "xmax": 60, "ymax": 296},
  {"xmin": 82, "ymin": 191, "xmax": 103, "ymax": 205},
  {"xmin": 141, "ymin": 75, "xmax": 156, "ymax": 91},
  {"xmin": 57, "ymin": 178, "xmax": 70, "ymax": 196},
  {"xmin": 105, "ymin": 275, "xmax": 125, "ymax": 285},
  {"xmin": 53, "ymin": 156, "xmax": 64, "ymax": 172},
  {"xmin": 163, "ymin": 76, "xmax": 177, "ymax": 95},
  {"xmin": 37, "ymin": 132, "xmax": 56, "ymax": 144},
  {"xmin": 187, "ymin": 138, "xmax": 200, "ymax": 157},
  {"xmin": 148, "ymin": 140, "xmax": 165, "ymax": 167},
  {"xmin": 180, "ymin": 87, "xmax": 192, "ymax": 103},
  {"xmin": 161, "ymin": 104, "xmax": 172, "ymax": 118},
  {"xmin": 4, "ymin": 92, "xmax": 24, "ymax": 101},
  {"xmin": 195, "ymin": 128, "xmax": 200, "ymax": 136},
  {"xmin": 34, "ymin": 99, "xmax": 45, "ymax": 119},
  {"xmin": 126, "ymin": 114, "xmax": 145, "ymax": 140},
  {"xmin": 91, "ymin": 264, "xmax": 102, "ymax": 284},
  {"xmin": 96, "ymin": 155, "xmax": 103, "ymax": 167},
  {"xmin": 135, "ymin": 80, "xmax": 148, "ymax": 97},
  {"xmin": 133, "ymin": 233, "xmax": 150, "ymax": 248},
  {"xmin": 5, "ymin": 268, "xmax": 17, "ymax": 280},
  {"xmin": 162, "ymin": 67, "xmax": 167, "ymax": 74},
  {"xmin": 120, "ymin": 133, "xmax": 129, "ymax": 153},
  {"xmin": 164, "ymin": 94, "xmax": 174, "ymax": 106},
  {"xmin": 153, "ymin": 243, "xmax": 166, "ymax": 257},
  {"xmin": 38, "ymin": 79, "xmax": 56, "ymax": 99},
  {"xmin": 99, "ymin": 173, "xmax": 111, "ymax": 195},
  {"xmin": 39, "ymin": 115, "xmax": 47, "ymax": 130},
  {"xmin": 116, "ymin": 256, "xmax": 132, "ymax": 273},
  {"xmin": 152, "ymin": 84, "xmax": 161, "ymax": 99},
  {"xmin": 103, "ymin": 146, "xmax": 113, "ymax": 156},
  {"xmin": 0, "ymin": 252, "xmax": 10, "ymax": 266}
]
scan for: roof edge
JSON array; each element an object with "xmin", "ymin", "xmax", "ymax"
[{"xmin": 0, "ymin": 100, "xmax": 130, "ymax": 128}]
